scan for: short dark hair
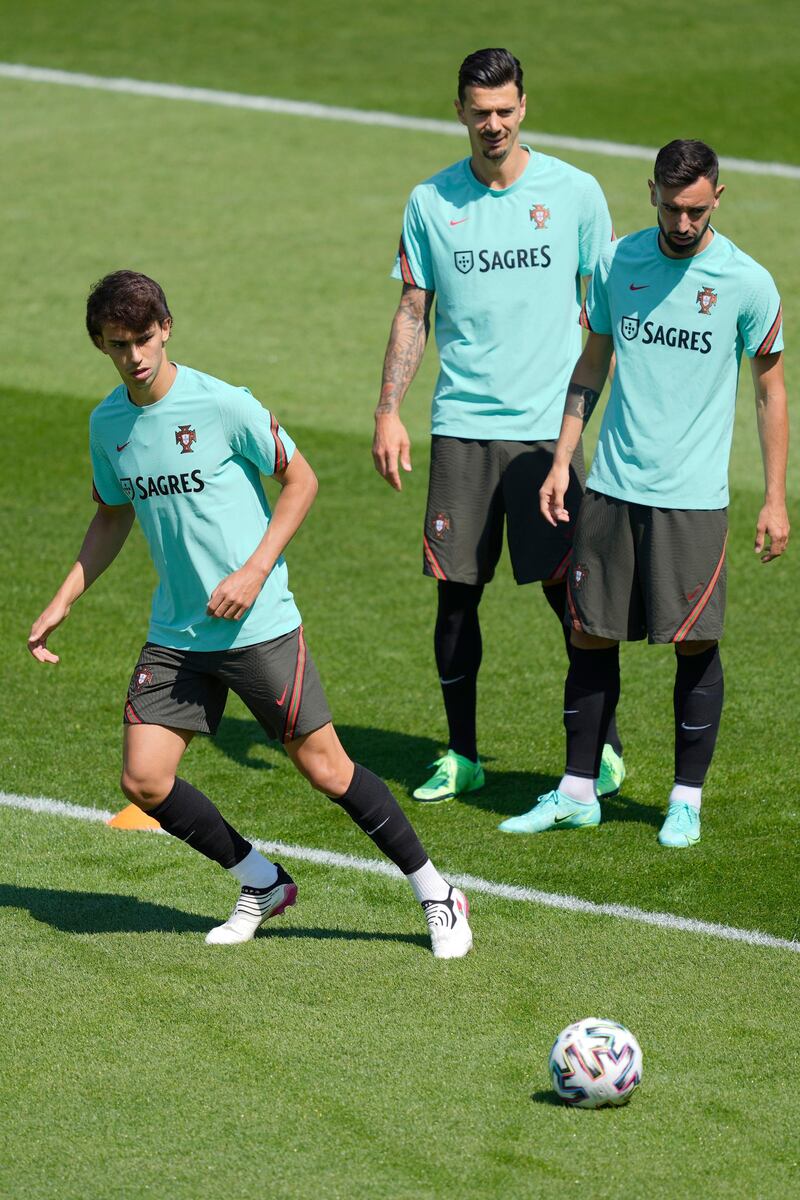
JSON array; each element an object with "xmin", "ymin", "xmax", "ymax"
[
  {"xmin": 653, "ymin": 139, "xmax": 719, "ymax": 188},
  {"xmin": 86, "ymin": 270, "xmax": 172, "ymax": 341},
  {"xmin": 457, "ymin": 48, "xmax": 523, "ymax": 103}
]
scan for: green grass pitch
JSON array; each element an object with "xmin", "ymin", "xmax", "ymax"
[{"xmin": 1, "ymin": 5, "xmax": 798, "ymax": 1197}]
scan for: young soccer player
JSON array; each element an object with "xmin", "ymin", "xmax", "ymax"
[
  {"xmin": 28, "ymin": 270, "xmax": 473, "ymax": 954},
  {"xmin": 500, "ymin": 140, "xmax": 789, "ymax": 845},
  {"xmin": 372, "ymin": 48, "xmax": 625, "ymax": 805}
]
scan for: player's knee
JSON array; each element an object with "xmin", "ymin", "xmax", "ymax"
[
  {"xmin": 120, "ymin": 768, "xmax": 174, "ymax": 810},
  {"xmin": 297, "ymin": 751, "xmax": 354, "ymax": 798}
]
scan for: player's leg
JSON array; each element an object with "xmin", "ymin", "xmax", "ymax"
[
  {"xmin": 646, "ymin": 508, "xmax": 728, "ymax": 847},
  {"xmin": 505, "ymin": 441, "xmax": 625, "ymax": 796},
  {"xmin": 222, "ymin": 632, "xmax": 472, "ymax": 957},
  {"xmin": 414, "ymin": 437, "xmax": 503, "ymax": 802},
  {"xmin": 284, "ymin": 724, "xmax": 471, "ymax": 958},
  {"xmin": 501, "ymin": 491, "xmax": 640, "ymax": 833},
  {"xmin": 542, "ymin": 580, "xmax": 624, "ymax": 796},
  {"xmin": 123, "ymin": 646, "xmax": 292, "ymax": 944}
]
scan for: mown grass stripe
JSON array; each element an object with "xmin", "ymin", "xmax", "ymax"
[
  {"xmin": 1, "ymin": 62, "xmax": 799, "ymax": 180},
  {"xmin": 2, "ymin": 790, "xmax": 798, "ymax": 954}
]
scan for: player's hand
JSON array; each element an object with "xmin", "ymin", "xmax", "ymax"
[
  {"xmin": 28, "ymin": 598, "xmax": 71, "ymax": 664},
  {"xmin": 754, "ymin": 501, "xmax": 790, "ymax": 562},
  {"xmin": 540, "ymin": 465, "xmax": 571, "ymax": 527},
  {"xmin": 372, "ymin": 412, "xmax": 412, "ymax": 491},
  {"xmin": 207, "ymin": 565, "xmax": 266, "ymax": 620}
]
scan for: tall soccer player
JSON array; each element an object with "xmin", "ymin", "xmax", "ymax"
[
  {"xmin": 500, "ymin": 140, "xmax": 789, "ymax": 845},
  {"xmin": 372, "ymin": 48, "xmax": 625, "ymax": 805},
  {"xmin": 27, "ymin": 271, "xmax": 473, "ymax": 956}
]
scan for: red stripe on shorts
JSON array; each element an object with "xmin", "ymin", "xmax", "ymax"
[
  {"xmin": 566, "ymin": 577, "xmax": 583, "ymax": 632},
  {"xmin": 672, "ymin": 531, "xmax": 728, "ymax": 643},
  {"xmin": 422, "ymin": 535, "xmax": 447, "ymax": 580},
  {"xmin": 284, "ymin": 626, "xmax": 307, "ymax": 742},
  {"xmin": 124, "ymin": 699, "xmax": 143, "ymax": 725}
]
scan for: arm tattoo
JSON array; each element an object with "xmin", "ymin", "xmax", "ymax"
[
  {"xmin": 565, "ymin": 382, "xmax": 600, "ymax": 426},
  {"xmin": 376, "ymin": 285, "xmax": 434, "ymax": 416}
]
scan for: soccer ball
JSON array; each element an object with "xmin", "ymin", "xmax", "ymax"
[{"xmin": 549, "ymin": 1018, "xmax": 642, "ymax": 1108}]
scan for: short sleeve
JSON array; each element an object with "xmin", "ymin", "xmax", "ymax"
[
  {"xmin": 578, "ymin": 175, "xmax": 614, "ymax": 278},
  {"xmin": 89, "ymin": 423, "xmax": 131, "ymax": 506},
  {"xmin": 220, "ymin": 387, "xmax": 297, "ymax": 476},
  {"xmin": 390, "ymin": 190, "xmax": 435, "ymax": 290},
  {"xmin": 739, "ymin": 267, "xmax": 783, "ymax": 358},
  {"xmin": 581, "ymin": 256, "xmax": 612, "ymax": 335}
]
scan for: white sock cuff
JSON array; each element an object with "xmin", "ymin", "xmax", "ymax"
[
  {"xmin": 670, "ymin": 784, "xmax": 702, "ymax": 811},
  {"xmin": 228, "ymin": 847, "xmax": 279, "ymax": 888},
  {"xmin": 407, "ymin": 859, "xmax": 450, "ymax": 903},
  {"xmin": 559, "ymin": 773, "xmax": 597, "ymax": 804}
]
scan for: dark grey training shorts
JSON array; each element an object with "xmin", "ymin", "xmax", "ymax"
[
  {"xmin": 422, "ymin": 436, "xmax": 586, "ymax": 585},
  {"xmin": 566, "ymin": 490, "xmax": 728, "ymax": 644},
  {"xmin": 123, "ymin": 626, "xmax": 332, "ymax": 743}
]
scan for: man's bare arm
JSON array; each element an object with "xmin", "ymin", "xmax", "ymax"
[
  {"xmin": 751, "ymin": 351, "xmax": 790, "ymax": 562},
  {"xmin": 540, "ymin": 332, "xmax": 614, "ymax": 526},
  {"xmin": 372, "ymin": 283, "xmax": 434, "ymax": 490},
  {"xmin": 28, "ymin": 502, "xmax": 136, "ymax": 663}
]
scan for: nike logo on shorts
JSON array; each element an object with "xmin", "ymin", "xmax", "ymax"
[{"xmin": 276, "ymin": 684, "xmax": 289, "ymax": 706}]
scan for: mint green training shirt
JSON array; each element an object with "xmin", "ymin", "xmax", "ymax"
[
  {"xmin": 89, "ymin": 364, "xmax": 302, "ymax": 650},
  {"xmin": 392, "ymin": 148, "xmax": 613, "ymax": 440},
  {"xmin": 583, "ymin": 228, "xmax": 783, "ymax": 508}
]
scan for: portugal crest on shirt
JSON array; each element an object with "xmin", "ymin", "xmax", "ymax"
[
  {"xmin": 620, "ymin": 315, "xmax": 640, "ymax": 341},
  {"xmin": 175, "ymin": 424, "xmax": 197, "ymax": 453},
  {"xmin": 529, "ymin": 203, "xmax": 550, "ymax": 229},
  {"xmin": 454, "ymin": 251, "xmax": 474, "ymax": 274},
  {"xmin": 696, "ymin": 286, "xmax": 717, "ymax": 316}
]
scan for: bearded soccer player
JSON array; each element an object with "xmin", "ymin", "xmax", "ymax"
[
  {"xmin": 372, "ymin": 47, "xmax": 625, "ymax": 805},
  {"xmin": 27, "ymin": 271, "xmax": 472, "ymax": 956},
  {"xmin": 501, "ymin": 139, "xmax": 789, "ymax": 845}
]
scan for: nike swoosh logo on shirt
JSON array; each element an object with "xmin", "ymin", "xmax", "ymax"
[
  {"xmin": 449, "ymin": 218, "xmax": 469, "ymax": 226},
  {"xmin": 116, "ymin": 441, "xmax": 130, "ymax": 452},
  {"xmin": 629, "ymin": 284, "xmax": 649, "ymax": 291}
]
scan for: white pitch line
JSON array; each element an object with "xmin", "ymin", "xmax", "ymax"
[
  {"xmin": 2, "ymin": 790, "xmax": 798, "ymax": 954},
  {"xmin": 1, "ymin": 62, "xmax": 799, "ymax": 181}
]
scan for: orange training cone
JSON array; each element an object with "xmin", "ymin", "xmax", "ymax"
[{"xmin": 107, "ymin": 803, "xmax": 161, "ymax": 831}]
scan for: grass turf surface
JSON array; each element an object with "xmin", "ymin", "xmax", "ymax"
[
  {"xmin": 1, "ymin": 11, "xmax": 798, "ymax": 1197},
  {"xmin": 4, "ymin": 805, "xmax": 799, "ymax": 1200}
]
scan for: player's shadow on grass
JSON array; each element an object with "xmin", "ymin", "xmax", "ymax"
[
  {"xmin": 212, "ymin": 717, "xmax": 443, "ymax": 789},
  {"xmin": 0, "ymin": 886, "xmax": 428, "ymax": 947},
  {"xmin": 0, "ymin": 885, "xmax": 215, "ymax": 935}
]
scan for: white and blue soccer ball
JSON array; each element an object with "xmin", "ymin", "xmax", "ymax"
[{"xmin": 549, "ymin": 1018, "xmax": 643, "ymax": 1108}]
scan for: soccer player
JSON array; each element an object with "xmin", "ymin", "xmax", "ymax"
[
  {"xmin": 372, "ymin": 47, "xmax": 625, "ymax": 804},
  {"xmin": 500, "ymin": 139, "xmax": 789, "ymax": 845},
  {"xmin": 27, "ymin": 270, "xmax": 473, "ymax": 956}
]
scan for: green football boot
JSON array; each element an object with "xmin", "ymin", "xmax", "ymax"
[
  {"xmin": 498, "ymin": 789, "xmax": 601, "ymax": 834},
  {"xmin": 597, "ymin": 743, "xmax": 626, "ymax": 798},
  {"xmin": 413, "ymin": 750, "xmax": 484, "ymax": 803},
  {"xmin": 657, "ymin": 802, "xmax": 701, "ymax": 847}
]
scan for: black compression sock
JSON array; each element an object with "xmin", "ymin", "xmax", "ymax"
[
  {"xmin": 544, "ymin": 582, "xmax": 623, "ymax": 757},
  {"xmin": 331, "ymin": 763, "xmax": 428, "ymax": 874},
  {"xmin": 435, "ymin": 581, "xmax": 483, "ymax": 762},
  {"xmin": 149, "ymin": 777, "xmax": 251, "ymax": 869},
  {"xmin": 563, "ymin": 645, "xmax": 621, "ymax": 779},
  {"xmin": 674, "ymin": 645, "xmax": 724, "ymax": 786}
]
